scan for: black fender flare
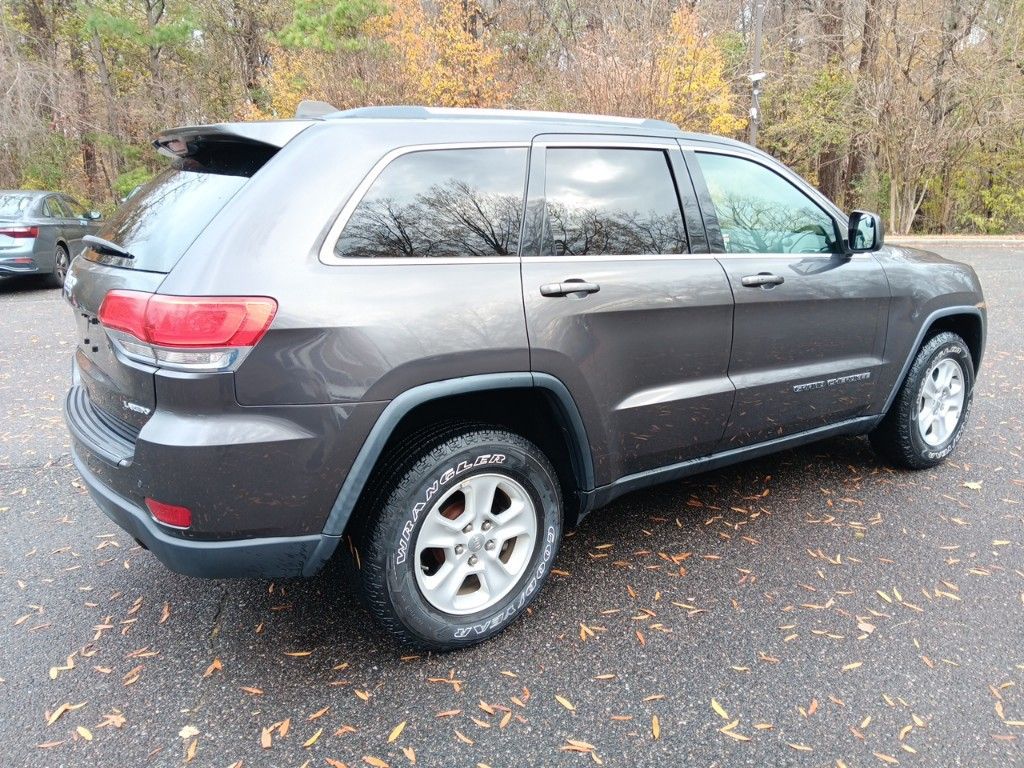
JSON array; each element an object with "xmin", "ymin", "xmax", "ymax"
[
  {"xmin": 879, "ymin": 304, "xmax": 986, "ymax": 416},
  {"xmin": 303, "ymin": 372, "xmax": 593, "ymax": 576}
]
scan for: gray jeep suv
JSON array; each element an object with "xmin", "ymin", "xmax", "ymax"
[{"xmin": 63, "ymin": 107, "xmax": 985, "ymax": 649}]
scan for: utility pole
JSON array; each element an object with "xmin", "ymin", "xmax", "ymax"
[{"xmin": 748, "ymin": 0, "xmax": 767, "ymax": 147}]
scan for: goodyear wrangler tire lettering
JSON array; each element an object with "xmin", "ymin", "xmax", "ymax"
[
  {"xmin": 357, "ymin": 428, "xmax": 562, "ymax": 651},
  {"xmin": 395, "ymin": 453, "xmax": 507, "ymax": 566}
]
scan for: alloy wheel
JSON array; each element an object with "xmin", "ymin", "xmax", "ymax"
[
  {"xmin": 413, "ymin": 473, "xmax": 537, "ymax": 615},
  {"xmin": 917, "ymin": 357, "xmax": 965, "ymax": 447}
]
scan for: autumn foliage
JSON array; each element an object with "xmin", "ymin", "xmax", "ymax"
[
  {"xmin": 657, "ymin": 7, "xmax": 746, "ymax": 135},
  {"xmin": 1, "ymin": 0, "xmax": 1022, "ymax": 234}
]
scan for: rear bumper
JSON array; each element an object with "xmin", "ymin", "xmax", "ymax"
[
  {"xmin": 0, "ymin": 259, "xmax": 42, "ymax": 274},
  {"xmin": 0, "ymin": 240, "xmax": 43, "ymax": 273},
  {"xmin": 72, "ymin": 446, "xmax": 331, "ymax": 578},
  {"xmin": 63, "ymin": 378, "xmax": 381, "ymax": 578}
]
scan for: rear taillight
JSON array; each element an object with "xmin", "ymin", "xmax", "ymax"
[
  {"xmin": 0, "ymin": 226, "xmax": 38, "ymax": 238},
  {"xmin": 145, "ymin": 498, "xmax": 192, "ymax": 529},
  {"xmin": 98, "ymin": 290, "xmax": 277, "ymax": 372}
]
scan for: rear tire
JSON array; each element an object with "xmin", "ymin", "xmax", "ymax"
[
  {"xmin": 355, "ymin": 426, "xmax": 562, "ymax": 650},
  {"xmin": 870, "ymin": 332, "xmax": 974, "ymax": 469},
  {"xmin": 49, "ymin": 244, "xmax": 69, "ymax": 288}
]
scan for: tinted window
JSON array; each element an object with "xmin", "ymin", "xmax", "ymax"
[
  {"xmin": 542, "ymin": 148, "xmax": 686, "ymax": 256},
  {"xmin": 335, "ymin": 148, "xmax": 527, "ymax": 258},
  {"xmin": 93, "ymin": 168, "xmax": 248, "ymax": 272},
  {"xmin": 695, "ymin": 152, "xmax": 839, "ymax": 254},
  {"xmin": 0, "ymin": 193, "xmax": 35, "ymax": 218}
]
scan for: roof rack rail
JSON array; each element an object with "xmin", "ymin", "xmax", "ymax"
[
  {"xmin": 295, "ymin": 100, "xmax": 339, "ymax": 119},
  {"xmin": 323, "ymin": 105, "xmax": 679, "ymax": 131}
]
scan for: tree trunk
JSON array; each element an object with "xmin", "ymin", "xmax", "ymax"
[
  {"xmin": 89, "ymin": 27, "xmax": 123, "ymax": 190},
  {"xmin": 846, "ymin": 0, "xmax": 881, "ymax": 205},
  {"xmin": 816, "ymin": 2, "xmax": 845, "ymax": 206},
  {"xmin": 69, "ymin": 35, "xmax": 99, "ymax": 201}
]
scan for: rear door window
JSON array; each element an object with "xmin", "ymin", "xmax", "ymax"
[
  {"xmin": 542, "ymin": 148, "xmax": 687, "ymax": 256},
  {"xmin": 44, "ymin": 197, "xmax": 66, "ymax": 218},
  {"xmin": 334, "ymin": 147, "xmax": 528, "ymax": 259}
]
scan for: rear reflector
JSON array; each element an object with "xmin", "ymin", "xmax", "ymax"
[
  {"xmin": 145, "ymin": 498, "xmax": 192, "ymax": 528},
  {"xmin": 99, "ymin": 291, "xmax": 277, "ymax": 348},
  {"xmin": 0, "ymin": 226, "xmax": 38, "ymax": 238}
]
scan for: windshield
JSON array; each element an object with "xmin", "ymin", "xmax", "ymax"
[
  {"xmin": 90, "ymin": 169, "xmax": 248, "ymax": 272},
  {"xmin": 0, "ymin": 193, "xmax": 36, "ymax": 218}
]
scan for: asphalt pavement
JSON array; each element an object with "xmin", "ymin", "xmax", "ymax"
[{"xmin": 1, "ymin": 242, "xmax": 1021, "ymax": 767}]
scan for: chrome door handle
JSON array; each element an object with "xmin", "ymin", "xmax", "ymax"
[
  {"xmin": 741, "ymin": 273, "xmax": 785, "ymax": 288},
  {"xmin": 539, "ymin": 279, "xmax": 601, "ymax": 297}
]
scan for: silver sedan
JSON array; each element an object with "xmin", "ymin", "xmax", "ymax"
[{"xmin": 0, "ymin": 190, "xmax": 102, "ymax": 287}]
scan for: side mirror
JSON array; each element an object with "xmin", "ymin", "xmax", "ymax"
[
  {"xmin": 848, "ymin": 210, "xmax": 883, "ymax": 253},
  {"xmin": 86, "ymin": 210, "xmax": 102, "ymax": 221}
]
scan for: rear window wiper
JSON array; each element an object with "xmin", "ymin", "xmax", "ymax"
[{"xmin": 83, "ymin": 235, "xmax": 135, "ymax": 260}]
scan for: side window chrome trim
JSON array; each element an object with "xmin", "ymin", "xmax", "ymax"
[
  {"xmin": 530, "ymin": 253, "xmax": 714, "ymax": 263},
  {"xmin": 318, "ymin": 141, "xmax": 531, "ymax": 266},
  {"xmin": 535, "ymin": 140, "xmax": 682, "ymax": 150}
]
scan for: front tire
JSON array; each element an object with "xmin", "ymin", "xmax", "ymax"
[
  {"xmin": 356, "ymin": 427, "xmax": 562, "ymax": 650},
  {"xmin": 870, "ymin": 332, "xmax": 974, "ymax": 469}
]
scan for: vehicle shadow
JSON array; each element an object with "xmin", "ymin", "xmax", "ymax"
[
  {"xmin": 0, "ymin": 274, "xmax": 58, "ymax": 294},
  {"xmin": 242, "ymin": 432, "xmax": 886, "ymax": 657}
]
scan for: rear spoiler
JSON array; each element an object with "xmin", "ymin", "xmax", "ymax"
[
  {"xmin": 153, "ymin": 121, "xmax": 313, "ymax": 175},
  {"xmin": 154, "ymin": 121, "xmax": 313, "ymax": 154}
]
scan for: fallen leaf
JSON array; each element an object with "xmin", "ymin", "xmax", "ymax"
[
  {"xmin": 76, "ymin": 726, "xmax": 93, "ymax": 741},
  {"xmin": 122, "ymin": 666, "xmax": 143, "ymax": 686},
  {"xmin": 711, "ymin": 698, "xmax": 729, "ymax": 720},
  {"xmin": 555, "ymin": 695, "xmax": 576, "ymax": 712},
  {"xmin": 98, "ymin": 712, "xmax": 126, "ymax": 729},
  {"xmin": 388, "ymin": 721, "xmax": 406, "ymax": 743},
  {"xmin": 303, "ymin": 728, "xmax": 323, "ymax": 748},
  {"xmin": 652, "ymin": 715, "xmax": 660, "ymax": 740},
  {"xmin": 179, "ymin": 725, "xmax": 200, "ymax": 739},
  {"xmin": 203, "ymin": 658, "xmax": 222, "ymax": 678},
  {"xmin": 46, "ymin": 701, "xmax": 86, "ymax": 726}
]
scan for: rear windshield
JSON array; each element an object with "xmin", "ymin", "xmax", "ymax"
[
  {"xmin": 90, "ymin": 168, "xmax": 248, "ymax": 273},
  {"xmin": 0, "ymin": 193, "xmax": 35, "ymax": 218}
]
